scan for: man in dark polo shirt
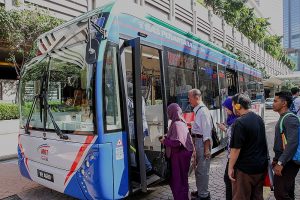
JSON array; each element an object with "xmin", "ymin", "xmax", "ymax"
[
  {"xmin": 228, "ymin": 94, "xmax": 268, "ymax": 200},
  {"xmin": 272, "ymin": 91, "xmax": 299, "ymax": 200}
]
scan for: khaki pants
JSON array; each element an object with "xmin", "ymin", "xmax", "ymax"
[{"xmin": 232, "ymin": 169, "xmax": 264, "ymax": 200}]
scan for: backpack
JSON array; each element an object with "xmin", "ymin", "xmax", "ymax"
[
  {"xmin": 289, "ymin": 97, "xmax": 300, "ymax": 115},
  {"xmin": 280, "ymin": 113, "xmax": 300, "ymax": 165}
]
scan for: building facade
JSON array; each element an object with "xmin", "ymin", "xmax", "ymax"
[
  {"xmin": 0, "ymin": 0, "xmax": 88, "ymax": 20},
  {"xmin": 284, "ymin": 0, "xmax": 300, "ymax": 71},
  {"xmin": 0, "ymin": 0, "xmax": 293, "ymax": 101},
  {"xmin": 0, "ymin": 0, "xmax": 89, "ymax": 101}
]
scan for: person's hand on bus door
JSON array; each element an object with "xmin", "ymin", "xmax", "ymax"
[{"xmin": 158, "ymin": 135, "xmax": 165, "ymax": 144}]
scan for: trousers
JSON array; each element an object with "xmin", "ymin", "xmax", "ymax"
[{"xmin": 195, "ymin": 138, "xmax": 211, "ymax": 198}]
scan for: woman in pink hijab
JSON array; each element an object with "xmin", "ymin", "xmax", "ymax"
[{"xmin": 159, "ymin": 103, "xmax": 194, "ymax": 200}]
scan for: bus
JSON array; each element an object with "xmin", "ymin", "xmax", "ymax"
[{"xmin": 18, "ymin": 1, "xmax": 264, "ymax": 199}]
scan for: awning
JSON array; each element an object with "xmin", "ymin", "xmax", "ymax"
[
  {"xmin": 276, "ymin": 72, "xmax": 300, "ymax": 86},
  {"xmin": 263, "ymin": 76, "xmax": 283, "ymax": 87}
]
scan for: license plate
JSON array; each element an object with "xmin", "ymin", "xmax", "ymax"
[{"xmin": 37, "ymin": 169, "xmax": 54, "ymax": 182}]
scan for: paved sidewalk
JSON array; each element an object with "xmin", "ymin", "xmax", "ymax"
[
  {"xmin": 0, "ymin": 110, "xmax": 299, "ymax": 200},
  {"xmin": 0, "ymin": 162, "xmax": 39, "ymax": 199},
  {"xmin": 0, "ymin": 119, "xmax": 19, "ymax": 161}
]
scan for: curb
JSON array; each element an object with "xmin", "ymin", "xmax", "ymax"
[{"xmin": 0, "ymin": 154, "xmax": 18, "ymax": 162}]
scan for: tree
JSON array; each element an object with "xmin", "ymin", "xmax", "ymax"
[
  {"xmin": 197, "ymin": 0, "xmax": 296, "ymax": 71},
  {"xmin": 281, "ymin": 80, "xmax": 295, "ymax": 92},
  {"xmin": 223, "ymin": 0, "xmax": 245, "ymax": 26},
  {"xmin": 203, "ymin": 0, "xmax": 225, "ymax": 15},
  {"xmin": 0, "ymin": 5, "xmax": 63, "ymax": 77}
]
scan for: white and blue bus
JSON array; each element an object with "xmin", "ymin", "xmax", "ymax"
[{"xmin": 18, "ymin": 1, "xmax": 264, "ymax": 199}]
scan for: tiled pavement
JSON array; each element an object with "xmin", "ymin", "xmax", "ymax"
[{"xmin": 1, "ymin": 110, "xmax": 299, "ymax": 200}]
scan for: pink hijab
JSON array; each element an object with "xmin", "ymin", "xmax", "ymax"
[{"xmin": 166, "ymin": 103, "xmax": 194, "ymax": 157}]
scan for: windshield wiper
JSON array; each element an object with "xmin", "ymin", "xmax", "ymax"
[
  {"xmin": 25, "ymin": 58, "xmax": 68, "ymax": 140},
  {"xmin": 25, "ymin": 94, "xmax": 39, "ymax": 135},
  {"xmin": 41, "ymin": 58, "xmax": 69, "ymax": 140},
  {"xmin": 43, "ymin": 94, "xmax": 69, "ymax": 140}
]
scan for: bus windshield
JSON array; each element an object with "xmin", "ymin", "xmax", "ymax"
[{"xmin": 20, "ymin": 41, "xmax": 95, "ymax": 134}]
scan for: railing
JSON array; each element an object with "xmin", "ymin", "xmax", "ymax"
[{"xmin": 125, "ymin": 0, "xmax": 291, "ymax": 76}]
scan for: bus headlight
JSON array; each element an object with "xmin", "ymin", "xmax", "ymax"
[{"xmin": 85, "ymin": 160, "xmax": 90, "ymax": 168}]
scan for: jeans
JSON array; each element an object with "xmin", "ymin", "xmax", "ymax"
[{"xmin": 145, "ymin": 153, "xmax": 152, "ymax": 171}]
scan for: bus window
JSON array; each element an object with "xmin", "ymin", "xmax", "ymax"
[
  {"xmin": 218, "ymin": 65, "xmax": 227, "ymax": 102},
  {"xmin": 103, "ymin": 42, "xmax": 123, "ymax": 132},
  {"xmin": 226, "ymin": 68, "xmax": 238, "ymax": 96},
  {"xmin": 164, "ymin": 47, "xmax": 196, "ymax": 111},
  {"xmin": 238, "ymin": 71, "xmax": 247, "ymax": 94},
  {"xmin": 20, "ymin": 57, "xmax": 48, "ymax": 130},
  {"xmin": 198, "ymin": 59, "xmax": 220, "ymax": 109}
]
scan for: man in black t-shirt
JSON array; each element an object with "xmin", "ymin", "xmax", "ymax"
[{"xmin": 228, "ymin": 94, "xmax": 268, "ymax": 200}]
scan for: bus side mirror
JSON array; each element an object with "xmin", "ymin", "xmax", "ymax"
[{"xmin": 85, "ymin": 38, "xmax": 99, "ymax": 64}]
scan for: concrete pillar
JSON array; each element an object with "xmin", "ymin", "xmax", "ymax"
[
  {"xmin": 87, "ymin": 0, "xmax": 92, "ymax": 11},
  {"xmin": 4, "ymin": 0, "xmax": 13, "ymax": 10},
  {"xmin": 169, "ymin": 0, "xmax": 175, "ymax": 21},
  {"xmin": 255, "ymin": 43, "xmax": 258, "ymax": 63},
  {"xmin": 222, "ymin": 18, "xmax": 226, "ymax": 48},
  {"xmin": 208, "ymin": 10, "xmax": 214, "ymax": 42},
  {"xmin": 241, "ymin": 35, "xmax": 245, "ymax": 56},
  {"xmin": 192, "ymin": 0, "xmax": 197, "ymax": 34}
]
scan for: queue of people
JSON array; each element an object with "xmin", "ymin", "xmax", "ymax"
[{"xmin": 157, "ymin": 88, "xmax": 299, "ymax": 200}]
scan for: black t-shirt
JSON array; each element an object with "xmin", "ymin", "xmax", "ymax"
[{"xmin": 230, "ymin": 112, "xmax": 268, "ymax": 174}]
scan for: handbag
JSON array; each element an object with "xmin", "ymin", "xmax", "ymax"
[
  {"xmin": 152, "ymin": 145, "xmax": 171, "ymax": 179},
  {"xmin": 211, "ymin": 121, "xmax": 220, "ymax": 148},
  {"xmin": 211, "ymin": 125, "xmax": 221, "ymax": 148}
]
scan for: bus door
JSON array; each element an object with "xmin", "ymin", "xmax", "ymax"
[
  {"xmin": 225, "ymin": 68, "xmax": 238, "ymax": 96},
  {"xmin": 120, "ymin": 38, "xmax": 165, "ymax": 192}
]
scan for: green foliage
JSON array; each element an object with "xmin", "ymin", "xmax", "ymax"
[
  {"xmin": 0, "ymin": 5, "xmax": 63, "ymax": 75},
  {"xmin": 197, "ymin": 0, "xmax": 205, "ymax": 5},
  {"xmin": 0, "ymin": 103, "xmax": 19, "ymax": 120},
  {"xmin": 196, "ymin": 0, "xmax": 296, "ymax": 71},
  {"xmin": 258, "ymin": 67, "xmax": 270, "ymax": 79},
  {"xmin": 203, "ymin": 0, "xmax": 225, "ymax": 15},
  {"xmin": 281, "ymin": 80, "xmax": 295, "ymax": 92},
  {"xmin": 225, "ymin": 44, "xmax": 258, "ymax": 68}
]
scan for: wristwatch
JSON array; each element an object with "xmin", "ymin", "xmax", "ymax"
[{"xmin": 277, "ymin": 161, "xmax": 283, "ymax": 166}]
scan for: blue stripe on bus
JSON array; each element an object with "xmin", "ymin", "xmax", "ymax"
[
  {"xmin": 17, "ymin": 146, "xmax": 31, "ymax": 180},
  {"xmin": 117, "ymin": 14, "xmax": 261, "ymax": 78}
]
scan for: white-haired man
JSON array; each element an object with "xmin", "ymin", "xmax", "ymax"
[{"xmin": 189, "ymin": 89, "xmax": 212, "ymax": 200}]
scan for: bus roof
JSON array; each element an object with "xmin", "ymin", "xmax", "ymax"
[{"xmin": 34, "ymin": 0, "xmax": 262, "ymax": 78}]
